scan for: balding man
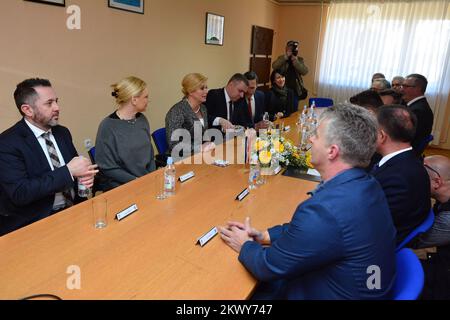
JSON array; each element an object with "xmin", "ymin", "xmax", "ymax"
[
  {"xmin": 413, "ymin": 155, "xmax": 450, "ymax": 248},
  {"xmin": 372, "ymin": 104, "xmax": 431, "ymax": 245}
]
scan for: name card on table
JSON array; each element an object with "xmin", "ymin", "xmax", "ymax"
[
  {"xmin": 273, "ymin": 166, "xmax": 282, "ymax": 175},
  {"xmin": 196, "ymin": 227, "xmax": 218, "ymax": 247},
  {"xmin": 235, "ymin": 188, "xmax": 250, "ymax": 201},
  {"xmin": 115, "ymin": 204, "xmax": 138, "ymax": 221},
  {"xmin": 179, "ymin": 171, "xmax": 195, "ymax": 183}
]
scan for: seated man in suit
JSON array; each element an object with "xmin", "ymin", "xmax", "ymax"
[
  {"xmin": 400, "ymin": 73, "xmax": 434, "ymax": 155},
  {"xmin": 413, "ymin": 155, "xmax": 450, "ymax": 248},
  {"xmin": 0, "ymin": 78, "xmax": 98, "ymax": 236},
  {"xmin": 372, "ymin": 104, "xmax": 431, "ymax": 245},
  {"xmin": 219, "ymin": 103, "xmax": 396, "ymax": 299},
  {"xmin": 205, "ymin": 73, "xmax": 249, "ymax": 131},
  {"xmin": 236, "ymin": 71, "xmax": 269, "ymax": 130}
]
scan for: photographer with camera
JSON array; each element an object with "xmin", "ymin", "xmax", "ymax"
[{"xmin": 272, "ymin": 40, "xmax": 309, "ymax": 108}]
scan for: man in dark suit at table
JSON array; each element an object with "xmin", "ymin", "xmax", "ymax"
[
  {"xmin": 0, "ymin": 78, "xmax": 98, "ymax": 236},
  {"xmin": 205, "ymin": 73, "xmax": 249, "ymax": 131},
  {"xmin": 235, "ymin": 71, "xmax": 269, "ymax": 130},
  {"xmin": 372, "ymin": 104, "xmax": 431, "ymax": 245},
  {"xmin": 219, "ymin": 103, "xmax": 396, "ymax": 300},
  {"xmin": 401, "ymin": 73, "xmax": 434, "ymax": 155}
]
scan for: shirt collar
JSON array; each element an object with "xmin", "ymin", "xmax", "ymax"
[
  {"xmin": 407, "ymin": 95, "xmax": 426, "ymax": 106},
  {"xmin": 224, "ymin": 88, "xmax": 232, "ymax": 105},
  {"xmin": 379, "ymin": 147, "xmax": 413, "ymax": 167},
  {"xmin": 24, "ymin": 118, "xmax": 51, "ymax": 138}
]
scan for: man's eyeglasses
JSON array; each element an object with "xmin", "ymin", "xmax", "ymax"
[
  {"xmin": 401, "ymin": 84, "xmax": 416, "ymax": 88},
  {"xmin": 424, "ymin": 164, "xmax": 441, "ymax": 178}
]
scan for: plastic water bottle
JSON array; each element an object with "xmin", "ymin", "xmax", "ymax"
[
  {"xmin": 78, "ymin": 180, "xmax": 91, "ymax": 198},
  {"xmin": 299, "ymin": 105, "xmax": 308, "ymax": 127},
  {"xmin": 164, "ymin": 157, "xmax": 176, "ymax": 196},
  {"xmin": 248, "ymin": 154, "xmax": 260, "ymax": 189}
]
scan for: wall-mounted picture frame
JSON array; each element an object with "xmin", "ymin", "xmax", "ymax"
[
  {"xmin": 24, "ymin": 0, "xmax": 65, "ymax": 7},
  {"xmin": 108, "ymin": 0, "xmax": 144, "ymax": 14},
  {"xmin": 205, "ymin": 13, "xmax": 224, "ymax": 46}
]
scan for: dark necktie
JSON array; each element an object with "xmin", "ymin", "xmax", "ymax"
[
  {"xmin": 248, "ymin": 97, "xmax": 253, "ymax": 120},
  {"xmin": 42, "ymin": 132, "xmax": 74, "ymax": 207},
  {"xmin": 228, "ymin": 100, "xmax": 233, "ymax": 121}
]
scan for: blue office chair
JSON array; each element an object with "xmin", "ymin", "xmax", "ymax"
[
  {"xmin": 309, "ymin": 97, "xmax": 333, "ymax": 108},
  {"xmin": 396, "ymin": 208, "xmax": 435, "ymax": 252},
  {"xmin": 151, "ymin": 128, "xmax": 169, "ymax": 168},
  {"xmin": 416, "ymin": 134, "xmax": 434, "ymax": 156},
  {"xmin": 392, "ymin": 248, "xmax": 424, "ymax": 300}
]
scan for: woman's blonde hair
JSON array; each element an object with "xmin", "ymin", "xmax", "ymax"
[
  {"xmin": 181, "ymin": 73, "xmax": 207, "ymax": 97},
  {"xmin": 111, "ymin": 76, "xmax": 147, "ymax": 105}
]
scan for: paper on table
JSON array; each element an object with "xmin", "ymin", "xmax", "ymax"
[{"xmin": 307, "ymin": 169, "xmax": 321, "ymax": 177}]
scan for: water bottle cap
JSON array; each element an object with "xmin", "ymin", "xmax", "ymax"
[{"xmin": 167, "ymin": 157, "xmax": 174, "ymax": 165}]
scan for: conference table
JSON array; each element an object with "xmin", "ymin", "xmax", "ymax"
[{"xmin": 0, "ymin": 112, "xmax": 319, "ymax": 300}]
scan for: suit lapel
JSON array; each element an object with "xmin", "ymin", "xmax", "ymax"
[
  {"xmin": 52, "ymin": 127, "xmax": 74, "ymax": 164},
  {"xmin": 19, "ymin": 119, "xmax": 52, "ymax": 171}
]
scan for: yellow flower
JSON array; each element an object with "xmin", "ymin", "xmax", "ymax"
[
  {"xmin": 306, "ymin": 152, "xmax": 313, "ymax": 168},
  {"xmin": 272, "ymin": 140, "xmax": 285, "ymax": 153},
  {"xmin": 259, "ymin": 150, "xmax": 272, "ymax": 164},
  {"xmin": 255, "ymin": 139, "xmax": 268, "ymax": 151}
]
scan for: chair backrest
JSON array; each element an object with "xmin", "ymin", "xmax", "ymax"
[
  {"xmin": 152, "ymin": 128, "xmax": 168, "ymax": 155},
  {"xmin": 396, "ymin": 208, "xmax": 435, "ymax": 251},
  {"xmin": 88, "ymin": 146, "xmax": 96, "ymax": 164},
  {"xmin": 392, "ymin": 248, "xmax": 424, "ymax": 300},
  {"xmin": 309, "ymin": 97, "xmax": 334, "ymax": 108}
]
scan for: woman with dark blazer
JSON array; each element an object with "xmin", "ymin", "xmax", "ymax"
[
  {"xmin": 165, "ymin": 73, "xmax": 214, "ymax": 158},
  {"xmin": 264, "ymin": 69, "xmax": 296, "ymax": 121}
]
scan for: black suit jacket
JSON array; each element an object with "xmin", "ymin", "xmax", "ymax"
[
  {"xmin": 372, "ymin": 150, "xmax": 431, "ymax": 245},
  {"xmin": 264, "ymin": 87, "xmax": 296, "ymax": 121},
  {"xmin": 205, "ymin": 88, "xmax": 250, "ymax": 129},
  {"xmin": 235, "ymin": 90, "xmax": 266, "ymax": 128},
  {"xmin": 408, "ymin": 97, "xmax": 433, "ymax": 154},
  {"xmin": 0, "ymin": 119, "xmax": 81, "ymax": 236}
]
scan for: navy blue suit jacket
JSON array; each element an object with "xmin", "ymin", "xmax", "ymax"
[
  {"xmin": 0, "ymin": 119, "xmax": 80, "ymax": 236},
  {"xmin": 239, "ymin": 168, "xmax": 396, "ymax": 299},
  {"xmin": 205, "ymin": 88, "xmax": 250, "ymax": 129},
  {"xmin": 408, "ymin": 97, "xmax": 433, "ymax": 154},
  {"xmin": 235, "ymin": 90, "xmax": 265, "ymax": 128},
  {"xmin": 372, "ymin": 150, "xmax": 431, "ymax": 244}
]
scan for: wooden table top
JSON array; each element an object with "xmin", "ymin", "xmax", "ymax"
[{"xmin": 0, "ymin": 112, "xmax": 318, "ymax": 300}]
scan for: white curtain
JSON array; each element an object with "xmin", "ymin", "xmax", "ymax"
[{"xmin": 317, "ymin": 0, "xmax": 450, "ymax": 142}]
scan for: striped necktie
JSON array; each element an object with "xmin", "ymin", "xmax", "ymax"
[{"xmin": 42, "ymin": 132, "xmax": 74, "ymax": 207}]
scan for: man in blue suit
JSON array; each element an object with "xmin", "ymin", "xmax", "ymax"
[
  {"xmin": 235, "ymin": 71, "xmax": 268, "ymax": 129},
  {"xmin": 219, "ymin": 103, "xmax": 396, "ymax": 299},
  {"xmin": 372, "ymin": 104, "xmax": 431, "ymax": 245},
  {"xmin": 0, "ymin": 78, "xmax": 98, "ymax": 236}
]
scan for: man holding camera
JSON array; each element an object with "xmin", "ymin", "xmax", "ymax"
[{"xmin": 272, "ymin": 40, "xmax": 309, "ymax": 108}]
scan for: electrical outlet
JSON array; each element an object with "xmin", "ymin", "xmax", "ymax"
[{"xmin": 84, "ymin": 138, "xmax": 92, "ymax": 150}]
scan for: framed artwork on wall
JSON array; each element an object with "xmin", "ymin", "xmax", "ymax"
[
  {"xmin": 205, "ymin": 13, "xmax": 224, "ymax": 46},
  {"xmin": 108, "ymin": 0, "xmax": 144, "ymax": 14},
  {"xmin": 24, "ymin": 0, "xmax": 65, "ymax": 6}
]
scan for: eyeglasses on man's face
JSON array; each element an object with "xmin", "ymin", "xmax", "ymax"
[{"xmin": 424, "ymin": 164, "xmax": 441, "ymax": 178}]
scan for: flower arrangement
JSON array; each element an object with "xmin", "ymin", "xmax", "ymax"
[{"xmin": 253, "ymin": 131, "xmax": 312, "ymax": 173}]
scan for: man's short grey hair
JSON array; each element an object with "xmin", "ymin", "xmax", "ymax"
[
  {"xmin": 319, "ymin": 103, "xmax": 378, "ymax": 168},
  {"xmin": 392, "ymin": 76, "xmax": 405, "ymax": 83}
]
